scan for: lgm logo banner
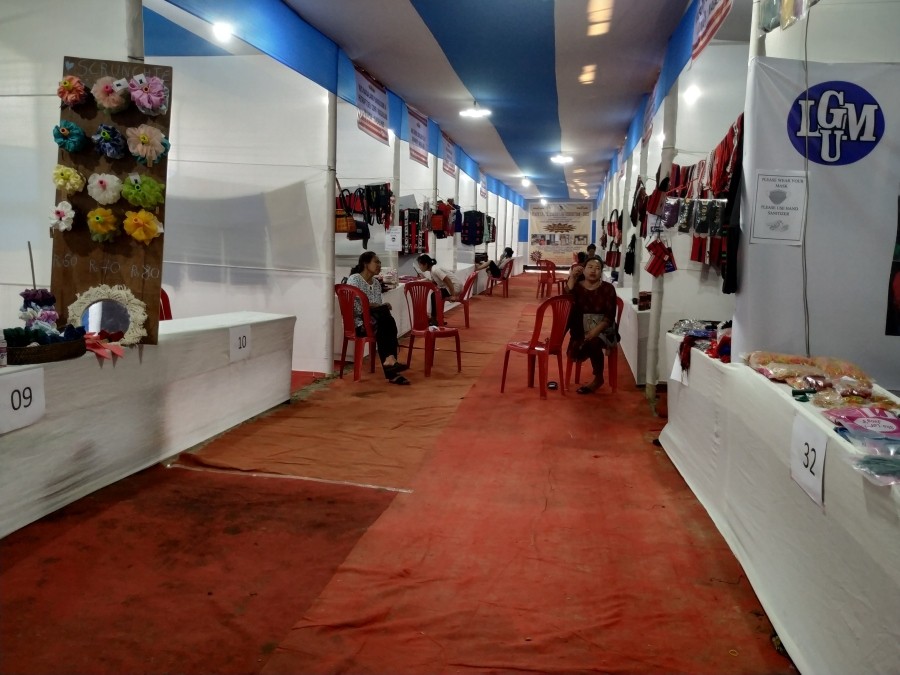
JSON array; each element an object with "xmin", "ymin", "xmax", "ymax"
[{"xmin": 787, "ymin": 81, "xmax": 884, "ymax": 165}]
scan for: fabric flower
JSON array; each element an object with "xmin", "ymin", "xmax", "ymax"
[
  {"xmin": 123, "ymin": 209, "xmax": 164, "ymax": 245},
  {"xmin": 122, "ymin": 174, "xmax": 165, "ymax": 209},
  {"xmin": 52, "ymin": 120, "xmax": 88, "ymax": 152},
  {"xmin": 126, "ymin": 125, "xmax": 168, "ymax": 166},
  {"xmin": 57, "ymin": 75, "xmax": 88, "ymax": 106},
  {"xmin": 50, "ymin": 200, "xmax": 75, "ymax": 231},
  {"xmin": 20, "ymin": 303, "xmax": 60, "ymax": 329},
  {"xmin": 86, "ymin": 206, "xmax": 119, "ymax": 242},
  {"xmin": 129, "ymin": 75, "xmax": 169, "ymax": 116},
  {"xmin": 92, "ymin": 123, "xmax": 127, "ymax": 159},
  {"xmin": 87, "ymin": 173, "xmax": 123, "ymax": 205},
  {"xmin": 91, "ymin": 76, "xmax": 129, "ymax": 113},
  {"xmin": 52, "ymin": 164, "xmax": 85, "ymax": 193}
]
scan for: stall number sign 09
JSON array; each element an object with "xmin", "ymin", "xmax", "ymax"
[
  {"xmin": 790, "ymin": 414, "xmax": 829, "ymax": 507},
  {"xmin": 229, "ymin": 325, "xmax": 252, "ymax": 362},
  {"xmin": 0, "ymin": 368, "xmax": 46, "ymax": 435}
]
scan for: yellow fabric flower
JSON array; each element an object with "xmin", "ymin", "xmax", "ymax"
[
  {"xmin": 52, "ymin": 164, "xmax": 85, "ymax": 194},
  {"xmin": 123, "ymin": 209, "xmax": 164, "ymax": 245},
  {"xmin": 86, "ymin": 207, "xmax": 119, "ymax": 242}
]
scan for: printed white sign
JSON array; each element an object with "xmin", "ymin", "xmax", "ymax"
[
  {"xmin": 790, "ymin": 413, "xmax": 829, "ymax": 507},
  {"xmin": 385, "ymin": 225, "xmax": 402, "ymax": 252},
  {"xmin": 229, "ymin": 325, "xmax": 252, "ymax": 362},
  {"xmin": 750, "ymin": 171, "xmax": 807, "ymax": 245},
  {"xmin": 0, "ymin": 368, "xmax": 46, "ymax": 435}
]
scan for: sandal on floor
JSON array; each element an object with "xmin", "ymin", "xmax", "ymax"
[
  {"xmin": 576, "ymin": 381, "xmax": 602, "ymax": 395},
  {"xmin": 388, "ymin": 374, "xmax": 411, "ymax": 385}
]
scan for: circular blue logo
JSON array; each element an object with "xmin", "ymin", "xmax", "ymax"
[{"xmin": 787, "ymin": 80, "xmax": 884, "ymax": 165}]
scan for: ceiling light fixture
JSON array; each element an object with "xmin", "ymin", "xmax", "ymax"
[
  {"xmin": 683, "ymin": 85, "xmax": 702, "ymax": 105},
  {"xmin": 521, "ymin": 178, "xmax": 531, "ymax": 187},
  {"xmin": 578, "ymin": 64, "xmax": 597, "ymax": 85},
  {"xmin": 551, "ymin": 154, "xmax": 573, "ymax": 165},
  {"xmin": 212, "ymin": 22, "xmax": 233, "ymax": 42},
  {"xmin": 459, "ymin": 100, "xmax": 492, "ymax": 118},
  {"xmin": 540, "ymin": 198, "xmax": 548, "ymax": 206},
  {"xmin": 587, "ymin": 0, "xmax": 614, "ymax": 36}
]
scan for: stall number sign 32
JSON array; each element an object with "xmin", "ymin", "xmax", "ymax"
[
  {"xmin": 790, "ymin": 414, "xmax": 829, "ymax": 507},
  {"xmin": 0, "ymin": 368, "xmax": 46, "ymax": 435},
  {"xmin": 229, "ymin": 325, "xmax": 252, "ymax": 363}
]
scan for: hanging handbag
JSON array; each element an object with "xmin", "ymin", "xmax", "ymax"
[
  {"xmin": 662, "ymin": 197, "xmax": 680, "ymax": 229},
  {"xmin": 335, "ymin": 180, "xmax": 356, "ymax": 233},
  {"xmin": 624, "ymin": 234, "xmax": 636, "ymax": 275}
]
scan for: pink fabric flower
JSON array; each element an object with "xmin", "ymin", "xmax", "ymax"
[
  {"xmin": 126, "ymin": 125, "xmax": 165, "ymax": 166},
  {"xmin": 49, "ymin": 200, "xmax": 75, "ymax": 232},
  {"xmin": 87, "ymin": 173, "xmax": 123, "ymax": 205},
  {"xmin": 57, "ymin": 75, "xmax": 88, "ymax": 106},
  {"xmin": 91, "ymin": 76, "xmax": 129, "ymax": 112},
  {"xmin": 129, "ymin": 75, "xmax": 168, "ymax": 115}
]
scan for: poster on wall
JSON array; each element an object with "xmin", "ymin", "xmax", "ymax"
[
  {"xmin": 479, "ymin": 171, "xmax": 487, "ymax": 199},
  {"xmin": 441, "ymin": 132, "xmax": 456, "ymax": 178},
  {"xmin": 528, "ymin": 202, "xmax": 593, "ymax": 265},
  {"xmin": 736, "ymin": 57, "xmax": 900, "ymax": 389},
  {"xmin": 407, "ymin": 105, "xmax": 428, "ymax": 167},
  {"xmin": 49, "ymin": 56, "xmax": 173, "ymax": 344},
  {"xmin": 355, "ymin": 66, "xmax": 389, "ymax": 145}
]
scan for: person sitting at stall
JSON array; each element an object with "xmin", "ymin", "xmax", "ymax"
[
  {"xmin": 474, "ymin": 247, "xmax": 515, "ymax": 279},
  {"xmin": 586, "ymin": 243, "xmax": 597, "ymax": 258},
  {"xmin": 346, "ymin": 251, "xmax": 410, "ymax": 385},
  {"xmin": 566, "ymin": 256, "xmax": 618, "ymax": 395},
  {"xmin": 416, "ymin": 254, "xmax": 460, "ymax": 324}
]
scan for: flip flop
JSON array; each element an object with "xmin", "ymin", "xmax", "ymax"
[
  {"xmin": 383, "ymin": 363, "xmax": 408, "ymax": 376},
  {"xmin": 388, "ymin": 374, "xmax": 411, "ymax": 385},
  {"xmin": 576, "ymin": 384, "xmax": 599, "ymax": 395}
]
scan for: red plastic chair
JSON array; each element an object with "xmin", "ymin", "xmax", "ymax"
[
  {"xmin": 536, "ymin": 260, "xmax": 566, "ymax": 298},
  {"xmin": 486, "ymin": 259, "xmax": 513, "ymax": 297},
  {"xmin": 566, "ymin": 295, "xmax": 625, "ymax": 392},
  {"xmin": 404, "ymin": 280, "xmax": 462, "ymax": 377},
  {"xmin": 159, "ymin": 288, "xmax": 173, "ymax": 320},
  {"xmin": 501, "ymin": 294, "xmax": 573, "ymax": 399},
  {"xmin": 456, "ymin": 271, "xmax": 479, "ymax": 328},
  {"xmin": 334, "ymin": 283, "xmax": 377, "ymax": 381}
]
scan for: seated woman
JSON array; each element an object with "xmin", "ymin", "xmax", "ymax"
[
  {"xmin": 566, "ymin": 256, "xmax": 618, "ymax": 394},
  {"xmin": 346, "ymin": 251, "xmax": 410, "ymax": 385},
  {"xmin": 475, "ymin": 247, "xmax": 515, "ymax": 278},
  {"xmin": 416, "ymin": 254, "xmax": 460, "ymax": 323}
]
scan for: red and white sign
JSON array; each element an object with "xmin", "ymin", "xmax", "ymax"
[
  {"xmin": 441, "ymin": 132, "xmax": 456, "ymax": 177},
  {"xmin": 355, "ymin": 66, "xmax": 389, "ymax": 145},
  {"xmin": 692, "ymin": 0, "xmax": 732, "ymax": 61},
  {"xmin": 407, "ymin": 105, "xmax": 429, "ymax": 167}
]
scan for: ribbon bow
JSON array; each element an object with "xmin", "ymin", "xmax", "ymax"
[{"xmin": 85, "ymin": 330, "xmax": 126, "ymax": 360}]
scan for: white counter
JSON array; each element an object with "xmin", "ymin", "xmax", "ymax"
[
  {"xmin": 0, "ymin": 311, "xmax": 295, "ymax": 538},
  {"xmin": 659, "ymin": 333, "xmax": 900, "ymax": 674},
  {"xmin": 616, "ymin": 287, "xmax": 649, "ymax": 386}
]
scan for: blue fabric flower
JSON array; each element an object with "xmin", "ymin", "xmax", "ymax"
[
  {"xmin": 92, "ymin": 123, "xmax": 127, "ymax": 160},
  {"xmin": 53, "ymin": 120, "xmax": 88, "ymax": 152}
]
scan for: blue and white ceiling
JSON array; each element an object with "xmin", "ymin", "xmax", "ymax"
[{"xmin": 145, "ymin": 0, "xmax": 751, "ymax": 202}]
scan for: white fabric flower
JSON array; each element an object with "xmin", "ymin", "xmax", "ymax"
[
  {"xmin": 87, "ymin": 173, "xmax": 123, "ymax": 205},
  {"xmin": 49, "ymin": 200, "xmax": 75, "ymax": 232}
]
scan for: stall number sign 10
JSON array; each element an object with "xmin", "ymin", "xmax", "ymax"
[
  {"xmin": 229, "ymin": 325, "xmax": 252, "ymax": 363},
  {"xmin": 790, "ymin": 414, "xmax": 829, "ymax": 507},
  {"xmin": 0, "ymin": 368, "xmax": 46, "ymax": 435}
]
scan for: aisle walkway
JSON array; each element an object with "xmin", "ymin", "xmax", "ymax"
[{"xmin": 0, "ymin": 275, "xmax": 793, "ymax": 674}]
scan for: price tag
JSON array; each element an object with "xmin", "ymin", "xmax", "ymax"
[
  {"xmin": 0, "ymin": 368, "xmax": 46, "ymax": 435},
  {"xmin": 790, "ymin": 414, "xmax": 829, "ymax": 507},
  {"xmin": 385, "ymin": 225, "xmax": 402, "ymax": 252},
  {"xmin": 229, "ymin": 325, "xmax": 252, "ymax": 362}
]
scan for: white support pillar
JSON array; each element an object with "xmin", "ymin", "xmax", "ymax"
[
  {"xmin": 125, "ymin": 0, "xmax": 144, "ymax": 63},
  {"xmin": 633, "ymin": 138, "xmax": 649, "ymax": 305},
  {"xmin": 615, "ymin": 153, "xmax": 634, "ymax": 287},
  {"xmin": 325, "ymin": 92, "xmax": 337, "ymax": 373},
  {"xmin": 645, "ymin": 82, "xmax": 678, "ymax": 404},
  {"xmin": 387, "ymin": 131, "xmax": 401, "ymax": 271}
]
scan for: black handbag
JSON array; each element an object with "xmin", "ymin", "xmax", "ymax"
[{"xmin": 624, "ymin": 234, "xmax": 636, "ymax": 275}]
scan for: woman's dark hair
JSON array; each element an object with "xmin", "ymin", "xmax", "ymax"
[
  {"xmin": 576, "ymin": 252, "xmax": 587, "ymax": 264},
  {"xmin": 416, "ymin": 254, "xmax": 436, "ymax": 268},
  {"xmin": 586, "ymin": 243, "xmax": 597, "ymax": 252},
  {"xmin": 586, "ymin": 255, "xmax": 604, "ymax": 267},
  {"xmin": 350, "ymin": 250, "xmax": 377, "ymax": 275},
  {"xmin": 503, "ymin": 247, "xmax": 514, "ymax": 258}
]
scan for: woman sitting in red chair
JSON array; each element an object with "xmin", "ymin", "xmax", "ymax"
[
  {"xmin": 346, "ymin": 251, "xmax": 410, "ymax": 385},
  {"xmin": 475, "ymin": 247, "xmax": 515, "ymax": 278},
  {"xmin": 566, "ymin": 256, "xmax": 618, "ymax": 394}
]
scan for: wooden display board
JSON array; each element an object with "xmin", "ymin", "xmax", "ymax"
[{"xmin": 50, "ymin": 56, "xmax": 173, "ymax": 344}]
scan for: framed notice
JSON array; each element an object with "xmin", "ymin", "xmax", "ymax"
[{"xmin": 750, "ymin": 170, "xmax": 807, "ymax": 245}]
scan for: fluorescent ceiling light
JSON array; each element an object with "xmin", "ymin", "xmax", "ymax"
[
  {"xmin": 521, "ymin": 178, "xmax": 531, "ymax": 187},
  {"xmin": 579, "ymin": 64, "xmax": 596, "ymax": 85},
  {"xmin": 540, "ymin": 198, "xmax": 548, "ymax": 206},
  {"xmin": 460, "ymin": 101, "xmax": 491, "ymax": 118},
  {"xmin": 683, "ymin": 85, "xmax": 702, "ymax": 105},
  {"xmin": 551, "ymin": 155, "xmax": 573, "ymax": 165},
  {"xmin": 212, "ymin": 22, "xmax": 233, "ymax": 42}
]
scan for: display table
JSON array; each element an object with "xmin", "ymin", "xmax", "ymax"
[
  {"xmin": 0, "ymin": 311, "xmax": 295, "ymax": 539},
  {"xmin": 660, "ymin": 333, "xmax": 900, "ymax": 674},
  {"xmin": 616, "ymin": 288, "xmax": 649, "ymax": 386}
]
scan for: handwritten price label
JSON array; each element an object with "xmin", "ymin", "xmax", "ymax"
[
  {"xmin": 0, "ymin": 368, "xmax": 46, "ymax": 435},
  {"xmin": 229, "ymin": 325, "xmax": 252, "ymax": 363},
  {"xmin": 790, "ymin": 414, "xmax": 829, "ymax": 507}
]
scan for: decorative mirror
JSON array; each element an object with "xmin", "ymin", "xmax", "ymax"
[{"xmin": 67, "ymin": 284, "xmax": 148, "ymax": 346}]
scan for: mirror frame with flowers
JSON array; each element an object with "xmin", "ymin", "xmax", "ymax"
[{"xmin": 67, "ymin": 284, "xmax": 148, "ymax": 346}]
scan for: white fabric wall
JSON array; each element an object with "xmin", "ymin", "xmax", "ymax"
[
  {"xmin": 146, "ymin": 55, "xmax": 331, "ymax": 372},
  {"xmin": 457, "ymin": 171, "xmax": 477, "ymax": 264},
  {"xmin": 487, "ymin": 192, "xmax": 499, "ymax": 261},
  {"xmin": 0, "ymin": 0, "xmax": 129, "ymax": 329}
]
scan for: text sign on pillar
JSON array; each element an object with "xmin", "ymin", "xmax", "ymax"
[
  {"xmin": 0, "ymin": 368, "xmax": 47, "ymax": 435},
  {"xmin": 790, "ymin": 414, "xmax": 829, "ymax": 507},
  {"xmin": 229, "ymin": 325, "xmax": 252, "ymax": 362}
]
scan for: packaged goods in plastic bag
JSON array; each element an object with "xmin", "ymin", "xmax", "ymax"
[
  {"xmin": 848, "ymin": 454, "xmax": 900, "ymax": 486},
  {"xmin": 748, "ymin": 351, "xmax": 823, "ymax": 381},
  {"xmin": 810, "ymin": 357, "xmax": 873, "ymax": 391},
  {"xmin": 785, "ymin": 374, "xmax": 830, "ymax": 391}
]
